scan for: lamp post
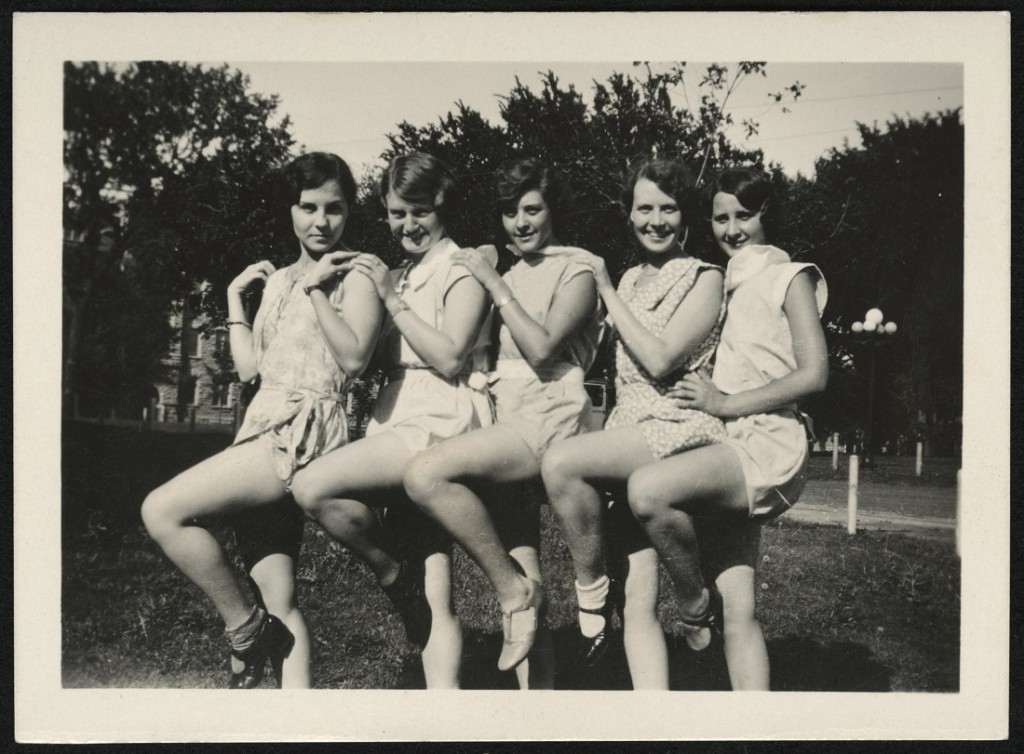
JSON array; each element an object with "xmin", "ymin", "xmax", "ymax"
[{"xmin": 850, "ymin": 308, "xmax": 897, "ymax": 468}]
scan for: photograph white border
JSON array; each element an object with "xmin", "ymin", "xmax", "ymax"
[{"xmin": 13, "ymin": 10, "xmax": 1011, "ymax": 742}]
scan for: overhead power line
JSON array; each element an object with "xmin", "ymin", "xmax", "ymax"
[{"xmin": 727, "ymin": 85, "xmax": 961, "ymax": 109}]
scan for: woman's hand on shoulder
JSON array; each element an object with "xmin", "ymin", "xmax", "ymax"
[
  {"xmin": 667, "ymin": 372, "xmax": 726, "ymax": 416},
  {"xmin": 303, "ymin": 251, "xmax": 360, "ymax": 291},
  {"xmin": 563, "ymin": 248, "xmax": 612, "ymax": 291},
  {"xmin": 451, "ymin": 247, "xmax": 500, "ymax": 287},
  {"xmin": 349, "ymin": 253, "xmax": 393, "ymax": 301},
  {"xmin": 228, "ymin": 260, "xmax": 276, "ymax": 294}
]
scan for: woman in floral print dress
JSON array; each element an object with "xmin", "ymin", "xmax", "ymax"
[{"xmin": 541, "ymin": 156, "xmax": 725, "ymax": 688}]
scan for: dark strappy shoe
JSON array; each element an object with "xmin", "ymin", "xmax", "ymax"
[
  {"xmin": 228, "ymin": 613, "xmax": 295, "ymax": 690},
  {"xmin": 382, "ymin": 556, "xmax": 432, "ymax": 649},
  {"xmin": 678, "ymin": 585, "xmax": 724, "ymax": 653},
  {"xmin": 575, "ymin": 579, "xmax": 622, "ymax": 670}
]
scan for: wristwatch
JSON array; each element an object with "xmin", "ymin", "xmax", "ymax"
[{"xmin": 302, "ymin": 281, "xmax": 321, "ymax": 296}]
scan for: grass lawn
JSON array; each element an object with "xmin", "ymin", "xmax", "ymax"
[{"xmin": 61, "ymin": 423, "xmax": 960, "ymax": 691}]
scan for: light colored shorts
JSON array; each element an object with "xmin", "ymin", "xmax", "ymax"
[
  {"xmin": 723, "ymin": 408, "xmax": 810, "ymax": 519},
  {"xmin": 489, "ymin": 362, "xmax": 592, "ymax": 461},
  {"xmin": 365, "ymin": 368, "xmax": 492, "ymax": 455}
]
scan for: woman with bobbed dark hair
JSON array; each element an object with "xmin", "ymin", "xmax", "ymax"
[
  {"xmin": 142, "ymin": 151, "xmax": 383, "ymax": 689},
  {"xmin": 290, "ymin": 151, "xmax": 494, "ymax": 688},
  {"xmin": 403, "ymin": 157, "xmax": 603, "ymax": 681},
  {"xmin": 541, "ymin": 156, "xmax": 727, "ymax": 688}
]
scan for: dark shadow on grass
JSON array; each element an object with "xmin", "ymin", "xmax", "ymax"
[
  {"xmin": 391, "ymin": 631, "xmax": 893, "ymax": 691},
  {"xmin": 391, "ymin": 625, "xmax": 740, "ymax": 690},
  {"xmin": 768, "ymin": 636, "xmax": 893, "ymax": 691}
]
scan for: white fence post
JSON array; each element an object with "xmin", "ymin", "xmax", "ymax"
[
  {"xmin": 832, "ymin": 432, "xmax": 840, "ymax": 471},
  {"xmin": 915, "ymin": 441, "xmax": 923, "ymax": 477},
  {"xmin": 847, "ymin": 454, "xmax": 859, "ymax": 535}
]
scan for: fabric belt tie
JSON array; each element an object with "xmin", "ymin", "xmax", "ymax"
[{"xmin": 257, "ymin": 383, "xmax": 347, "ymax": 471}]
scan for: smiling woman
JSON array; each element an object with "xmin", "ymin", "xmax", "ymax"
[
  {"xmin": 289, "ymin": 151, "xmax": 494, "ymax": 690},
  {"xmin": 402, "ymin": 157, "xmax": 604, "ymax": 687}
]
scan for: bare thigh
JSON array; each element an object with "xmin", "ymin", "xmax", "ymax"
[
  {"xmin": 409, "ymin": 425, "xmax": 542, "ymax": 487},
  {"xmin": 628, "ymin": 443, "xmax": 750, "ymax": 518},
  {"xmin": 543, "ymin": 426, "xmax": 657, "ymax": 484},
  {"xmin": 145, "ymin": 439, "xmax": 289, "ymax": 524},
  {"xmin": 292, "ymin": 430, "xmax": 414, "ymax": 504}
]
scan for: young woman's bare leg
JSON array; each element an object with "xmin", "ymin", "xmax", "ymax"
[
  {"xmin": 542, "ymin": 427, "xmax": 655, "ymax": 586},
  {"xmin": 620, "ymin": 547, "xmax": 669, "ymax": 689},
  {"xmin": 141, "ymin": 440, "xmax": 290, "ymax": 629},
  {"xmin": 627, "ymin": 444, "xmax": 748, "ymax": 647},
  {"xmin": 248, "ymin": 553, "xmax": 312, "ymax": 688},
  {"xmin": 404, "ymin": 426, "xmax": 541, "ymax": 611},
  {"xmin": 420, "ymin": 551, "xmax": 462, "ymax": 689},
  {"xmin": 291, "ymin": 432, "xmax": 413, "ymax": 583}
]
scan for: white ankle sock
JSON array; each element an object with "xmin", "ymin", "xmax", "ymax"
[{"xmin": 576, "ymin": 575, "xmax": 610, "ymax": 638}]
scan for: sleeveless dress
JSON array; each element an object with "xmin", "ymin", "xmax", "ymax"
[
  {"xmin": 488, "ymin": 247, "xmax": 604, "ymax": 460},
  {"xmin": 364, "ymin": 237, "xmax": 493, "ymax": 453},
  {"xmin": 229, "ymin": 260, "xmax": 354, "ymax": 569},
  {"xmin": 234, "ymin": 263, "xmax": 352, "ymax": 485},
  {"xmin": 604, "ymin": 256, "xmax": 727, "ymax": 459},
  {"xmin": 713, "ymin": 244, "xmax": 827, "ymax": 518}
]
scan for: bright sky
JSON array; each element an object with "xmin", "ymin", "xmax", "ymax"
[{"xmin": 234, "ymin": 61, "xmax": 962, "ymax": 180}]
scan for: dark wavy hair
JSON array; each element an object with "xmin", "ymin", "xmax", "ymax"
[
  {"xmin": 281, "ymin": 152, "xmax": 357, "ymax": 210},
  {"xmin": 705, "ymin": 167, "xmax": 777, "ymax": 239},
  {"xmin": 495, "ymin": 158, "xmax": 573, "ymax": 240},
  {"xmin": 379, "ymin": 151, "xmax": 459, "ymax": 223},
  {"xmin": 621, "ymin": 157, "xmax": 701, "ymax": 231}
]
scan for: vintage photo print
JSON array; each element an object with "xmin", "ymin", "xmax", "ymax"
[{"xmin": 13, "ymin": 10, "xmax": 1010, "ymax": 743}]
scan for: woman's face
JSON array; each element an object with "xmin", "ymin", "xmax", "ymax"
[
  {"xmin": 711, "ymin": 191, "xmax": 767, "ymax": 257},
  {"xmin": 385, "ymin": 190, "xmax": 446, "ymax": 256},
  {"xmin": 291, "ymin": 180, "xmax": 348, "ymax": 254},
  {"xmin": 502, "ymin": 189, "xmax": 555, "ymax": 254},
  {"xmin": 630, "ymin": 178, "xmax": 685, "ymax": 255}
]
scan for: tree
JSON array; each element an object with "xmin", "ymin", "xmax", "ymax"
[
  {"xmin": 350, "ymin": 63, "xmax": 800, "ymax": 280},
  {"xmin": 779, "ymin": 110, "xmax": 964, "ymax": 453},
  {"xmin": 63, "ymin": 61, "xmax": 295, "ymax": 418}
]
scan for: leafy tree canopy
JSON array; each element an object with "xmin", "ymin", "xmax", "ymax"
[
  {"xmin": 63, "ymin": 61, "xmax": 296, "ymax": 414},
  {"xmin": 780, "ymin": 110, "xmax": 964, "ymax": 451}
]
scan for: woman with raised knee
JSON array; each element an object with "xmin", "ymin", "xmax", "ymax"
[
  {"xmin": 290, "ymin": 152, "xmax": 493, "ymax": 689},
  {"xmin": 402, "ymin": 158, "xmax": 602, "ymax": 682},
  {"xmin": 541, "ymin": 156, "xmax": 726, "ymax": 688},
  {"xmin": 141, "ymin": 152, "xmax": 382, "ymax": 688},
  {"xmin": 629, "ymin": 166, "xmax": 829, "ymax": 689}
]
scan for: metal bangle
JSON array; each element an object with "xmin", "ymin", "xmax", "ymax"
[{"xmin": 225, "ymin": 320, "xmax": 252, "ymax": 329}]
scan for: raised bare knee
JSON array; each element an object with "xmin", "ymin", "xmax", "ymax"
[
  {"xmin": 140, "ymin": 486, "xmax": 177, "ymax": 542},
  {"xmin": 626, "ymin": 474, "xmax": 671, "ymax": 524},
  {"xmin": 539, "ymin": 443, "xmax": 575, "ymax": 498},
  {"xmin": 289, "ymin": 472, "xmax": 329, "ymax": 517},
  {"xmin": 402, "ymin": 455, "xmax": 446, "ymax": 510}
]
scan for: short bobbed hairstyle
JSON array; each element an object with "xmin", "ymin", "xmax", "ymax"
[
  {"xmin": 379, "ymin": 152, "xmax": 459, "ymax": 222},
  {"xmin": 495, "ymin": 158, "xmax": 573, "ymax": 239},
  {"xmin": 282, "ymin": 152, "xmax": 357, "ymax": 210},
  {"xmin": 706, "ymin": 167, "xmax": 775, "ymax": 233},
  {"xmin": 621, "ymin": 157, "xmax": 701, "ymax": 231}
]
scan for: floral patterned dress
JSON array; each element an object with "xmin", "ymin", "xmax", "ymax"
[
  {"xmin": 233, "ymin": 262, "xmax": 351, "ymax": 488},
  {"xmin": 604, "ymin": 255, "xmax": 727, "ymax": 459}
]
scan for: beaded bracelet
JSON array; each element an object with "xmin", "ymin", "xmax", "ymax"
[{"xmin": 225, "ymin": 320, "xmax": 252, "ymax": 329}]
